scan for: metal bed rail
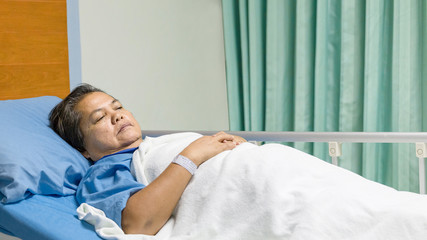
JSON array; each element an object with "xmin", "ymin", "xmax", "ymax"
[
  {"xmin": 142, "ymin": 130, "xmax": 427, "ymax": 143},
  {"xmin": 141, "ymin": 131, "xmax": 427, "ymax": 194}
]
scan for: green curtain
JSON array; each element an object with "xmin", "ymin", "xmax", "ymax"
[{"xmin": 222, "ymin": 0, "xmax": 427, "ymax": 193}]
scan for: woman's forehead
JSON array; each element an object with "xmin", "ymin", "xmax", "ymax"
[{"xmin": 77, "ymin": 92, "xmax": 117, "ymax": 113}]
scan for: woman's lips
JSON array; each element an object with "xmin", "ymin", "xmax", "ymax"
[{"xmin": 118, "ymin": 123, "xmax": 132, "ymax": 134}]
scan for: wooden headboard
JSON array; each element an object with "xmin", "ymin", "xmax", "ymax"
[{"xmin": 0, "ymin": 0, "xmax": 69, "ymax": 100}]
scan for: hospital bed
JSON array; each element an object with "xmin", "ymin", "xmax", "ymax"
[{"xmin": 1, "ymin": 96, "xmax": 427, "ymax": 240}]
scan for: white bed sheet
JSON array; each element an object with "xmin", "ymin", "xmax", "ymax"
[{"xmin": 78, "ymin": 133, "xmax": 427, "ymax": 240}]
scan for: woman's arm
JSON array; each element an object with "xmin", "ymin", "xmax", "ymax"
[{"xmin": 121, "ymin": 132, "xmax": 238, "ymax": 235}]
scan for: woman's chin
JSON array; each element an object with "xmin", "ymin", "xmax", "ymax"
[{"xmin": 121, "ymin": 136, "xmax": 143, "ymax": 149}]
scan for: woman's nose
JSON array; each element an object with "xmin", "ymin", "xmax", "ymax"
[{"xmin": 112, "ymin": 113, "xmax": 124, "ymax": 124}]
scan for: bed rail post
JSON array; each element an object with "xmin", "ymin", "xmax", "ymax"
[
  {"xmin": 415, "ymin": 143, "xmax": 427, "ymax": 194},
  {"xmin": 328, "ymin": 142, "xmax": 342, "ymax": 166}
]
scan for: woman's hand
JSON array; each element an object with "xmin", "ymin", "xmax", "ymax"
[
  {"xmin": 179, "ymin": 131, "xmax": 239, "ymax": 166},
  {"xmin": 231, "ymin": 135, "xmax": 247, "ymax": 145}
]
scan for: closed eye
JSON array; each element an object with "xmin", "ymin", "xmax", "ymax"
[{"xmin": 95, "ymin": 115, "xmax": 105, "ymax": 123}]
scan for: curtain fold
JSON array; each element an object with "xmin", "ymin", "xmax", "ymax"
[
  {"xmin": 293, "ymin": 0, "xmax": 316, "ymax": 153},
  {"xmin": 222, "ymin": 0, "xmax": 427, "ymax": 192}
]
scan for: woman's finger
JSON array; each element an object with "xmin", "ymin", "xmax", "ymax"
[
  {"xmin": 213, "ymin": 132, "xmax": 234, "ymax": 142},
  {"xmin": 212, "ymin": 131, "xmax": 226, "ymax": 137}
]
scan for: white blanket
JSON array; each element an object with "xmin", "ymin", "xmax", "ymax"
[{"xmin": 77, "ymin": 132, "xmax": 427, "ymax": 240}]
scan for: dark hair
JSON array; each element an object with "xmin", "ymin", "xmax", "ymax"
[{"xmin": 49, "ymin": 83, "xmax": 104, "ymax": 153}]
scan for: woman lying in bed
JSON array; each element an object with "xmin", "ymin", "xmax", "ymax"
[
  {"xmin": 49, "ymin": 83, "xmax": 245, "ymax": 235},
  {"xmin": 51, "ymin": 84, "xmax": 427, "ymax": 240}
]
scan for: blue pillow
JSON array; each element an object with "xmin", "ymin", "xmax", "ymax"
[{"xmin": 0, "ymin": 96, "xmax": 90, "ymax": 203}]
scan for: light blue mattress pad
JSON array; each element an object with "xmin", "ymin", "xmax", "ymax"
[{"xmin": 0, "ymin": 194, "xmax": 102, "ymax": 240}]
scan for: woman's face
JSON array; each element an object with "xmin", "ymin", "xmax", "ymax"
[{"xmin": 76, "ymin": 92, "xmax": 142, "ymax": 161}]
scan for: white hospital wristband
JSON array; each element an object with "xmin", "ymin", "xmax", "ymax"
[{"xmin": 172, "ymin": 155, "xmax": 197, "ymax": 175}]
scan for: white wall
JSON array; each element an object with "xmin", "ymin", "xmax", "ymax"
[{"xmin": 76, "ymin": 0, "xmax": 229, "ymax": 131}]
